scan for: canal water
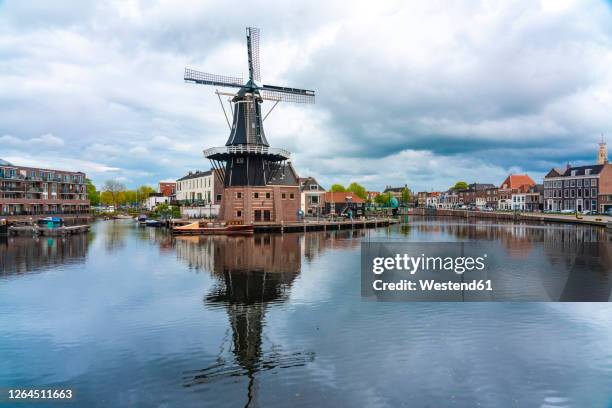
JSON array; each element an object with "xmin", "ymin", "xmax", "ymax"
[{"xmin": 1, "ymin": 218, "xmax": 611, "ymax": 407}]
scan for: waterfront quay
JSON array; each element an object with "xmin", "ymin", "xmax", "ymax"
[
  {"xmin": 409, "ymin": 207, "xmax": 612, "ymax": 227},
  {"xmin": 170, "ymin": 217, "xmax": 399, "ymax": 233}
]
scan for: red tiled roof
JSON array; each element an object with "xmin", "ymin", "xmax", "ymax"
[
  {"xmin": 324, "ymin": 192, "xmax": 365, "ymax": 203},
  {"xmin": 500, "ymin": 174, "xmax": 535, "ymax": 190}
]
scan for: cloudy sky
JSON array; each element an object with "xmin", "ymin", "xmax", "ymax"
[{"xmin": 1, "ymin": 0, "xmax": 612, "ymax": 192}]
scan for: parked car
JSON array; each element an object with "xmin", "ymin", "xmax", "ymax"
[{"xmin": 560, "ymin": 209, "xmax": 574, "ymax": 214}]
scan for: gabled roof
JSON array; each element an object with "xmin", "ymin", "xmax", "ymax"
[
  {"xmin": 499, "ymin": 174, "xmax": 535, "ymax": 189},
  {"xmin": 177, "ymin": 169, "xmax": 213, "ymax": 181},
  {"xmin": 561, "ymin": 164, "xmax": 603, "ymax": 176},
  {"xmin": 299, "ymin": 176, "xmax": 325, "ymax": 191},
  {"xmin": 544, "ymin": 164, "xmax": 605, "ymax": 178},
  {"xmin": 0, "ymin": 158, "xmax": 14, "ymax": 166},
  {"xmin": 267, "ymin": 162, "xmax": 299, "ymax": 186},
  {"xmin": 324, "ymin": 191, "xmax": 365, "ymax": 203},
  {"xmin": 383, "ymin": 185, "xmax": 407, "ymax": 193}
]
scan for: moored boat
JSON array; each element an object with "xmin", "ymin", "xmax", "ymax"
[
  {"xmin": 145, "ymin": 219, "xmax": 163, "ymax": 227},
  {"xmin": 172, "ymin": 220, "xmax": 254, "ymax": 235},
  {"xmin": 37, "ymin": 217, "xmax": 64, "ymax": 227}
]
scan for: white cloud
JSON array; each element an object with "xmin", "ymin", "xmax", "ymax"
[{"xmin": 0, "ymin": 0, "xmax": 611, "ymax": 191}]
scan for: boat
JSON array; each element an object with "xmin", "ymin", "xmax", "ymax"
[
  {"xmin": 37, "ymin": 217, "xmax": 64, "ymax": 227},
  {"xmin": 145, "ymin": 219, "xmax": 163, "ymax": 227},
  {"xmin": 137, "ymin": 214, "xmax": 148, "ymax": 225},
  {"xmin": 172, "ymin": 220, "xmax": 254, "ymax": 235}
]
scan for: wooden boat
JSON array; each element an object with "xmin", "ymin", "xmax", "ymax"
[{"xmin": 172, "ymin": 220, "xmax": 254, "ymax": 235}]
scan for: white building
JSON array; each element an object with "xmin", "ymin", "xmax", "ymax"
[
  {"xmin": 176, "ymin": 169, "xmax": 222, "ymax": 204},
  {"xmin": 299, "ymin": 177, "xmax": 325, "ymax": 215},
  {"xmin": 144, "ymin": 194, "xmax": 169, "ymax": 210}
]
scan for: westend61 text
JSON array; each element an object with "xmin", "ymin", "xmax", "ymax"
[{"xmin": 372, "ymin": 279, "xmax": 493, "ymax": 292}]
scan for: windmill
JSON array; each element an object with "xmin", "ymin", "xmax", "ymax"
[{"xmin": 185, "ymin": 27, "xmax": 315, "ymax": 189}]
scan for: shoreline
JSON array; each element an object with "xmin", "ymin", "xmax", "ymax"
[{"xmin": 408, "ymin": 208, "xmax": 612, "ymax": 227}]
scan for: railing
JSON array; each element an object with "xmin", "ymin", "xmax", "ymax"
[{"xmin": 203, "ymin": 145, "xmax": 291, "ymax": 159}]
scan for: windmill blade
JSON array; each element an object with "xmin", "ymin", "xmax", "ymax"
[
  {"xmin": 184, "ymin": 67, "xmax": 243, "ymax": 88},
  {"xmin": 261, "ymin": 84, "xmax": 315, "ymax": 104},
  {"xmin": 246, "ymin": 27, "xmax": 261, "ymax": 83}
]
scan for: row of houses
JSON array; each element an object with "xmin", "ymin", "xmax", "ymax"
[
  {"xmin": 417, "ymin": 141, "xmax": 612, "ymax": 213},
  {"xmin": 0, "ymin": 158, "xmax": 90, "ymax": 216}
]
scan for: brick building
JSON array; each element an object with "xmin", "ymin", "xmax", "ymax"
[
  {"xmin": 0, "ymin": 158, "xmax": 89, "ymax": 216},
  {"xmin": 544, "ymin": 164, "xmax": 612, "ymax": 213},
  {"xmin": 158, "ymin": 182, "xmax": 176, "ymax": 198},
  {"xmin": 219, "ymin": 163, "xmax": 301, "ymax": 223}
]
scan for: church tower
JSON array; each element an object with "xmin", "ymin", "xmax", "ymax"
[{"xmin": 598, "ymin": 135, "xmax": 608, "ymax": 165}]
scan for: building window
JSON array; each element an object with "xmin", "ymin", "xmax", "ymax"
[
  {"xmin": 310, "ymin": 185, "xmax": 318, "ymax": 190},
  {"xmin": 591, "ymin": 179, "xmax": 597, "ymax": 186},
  {"xmin": 571, "ymin": 170, "xmax": 576, "ymax": 176},
  {"xmin": 585, "ymin": 189, "xmax": 590, "ymax": 197},
  {"xmin": 216, "ymin": 194, "xmax": 222, "ymax": 201},
  {"xmin": 254, "ymin": 192, "xmax": 259, "ymax": 199},
  {"xmin": 265, "ymin": 192, "xmax": 271, "ymax": 199},
  {"xmin": 592, "ymin": 188, "xmax": 597, "ymax": 197},
  {"xmin": 236, "ymin": 158, "xmax": 244, "ymax": 164},
  {"xmin": 289, "ymin": 193, "xmax": 295, "ymax": 199},
  {"xmin": 282, "ymin": 193, "xmax": 286, "ymax": 199},
  {"xmin": 236, "ymin": 192, "xmax": 242, "ymax": 199},
  {"xmin": 577, "ymin": 179, "xmax": 582, "ymax": 187},
  {"xmin": 570, "ymin": 180, "xmax": 575, "ymax": 187},
  {"xmin": 592, "ymin": 200, "xmax": 597, "ymax": 210},
  {"xmin": 564, "ymin": 189, "xmax": 568, "ymax": 198},
  {"xmin": 570, "ymin": 189, "xmax": 575, "ymax": 198},
  {"xmin": 236, "ymin": 210, "xmax": 242, "ymax": 218},
  {"xmin": 585, "ymin": 169, "xmax": 591, "ymax": 175}
]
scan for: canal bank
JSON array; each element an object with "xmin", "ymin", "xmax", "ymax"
[{"xmin": 409, "ymin": 208, "xmax": 612, "ymax": 227}]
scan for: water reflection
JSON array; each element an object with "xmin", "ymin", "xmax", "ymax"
[
  {"xmin": 0, "ymin": 234, "xmax": 88, "ymax": 276},
  {"xmin": 175, "ymin": 234, "xmax": 315, "ymax": 406},
  {"xmin": 407, "ymin": 220, "xmax": 612, "ymax": 301}
]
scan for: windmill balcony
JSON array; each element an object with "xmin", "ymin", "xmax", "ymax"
[{"xmin": 204, "ymin": 145, "xmax": 291, "ymax": 160}]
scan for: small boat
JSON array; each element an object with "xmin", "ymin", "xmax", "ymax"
[
  {"xmin": 145, "ymin": 219, "xmax": 163, "ymax": 227},
  {"xmin": 37, "ymin": 217, "xmax": 64, "ymax": 227},
  {"xmin": 137, "ymin": 214, "xmax": 148, "ymax": 225},
  {"xmin": 172, "ymin": 220, "xmax": 254, "ymax": 235}
]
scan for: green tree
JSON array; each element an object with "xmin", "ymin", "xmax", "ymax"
[
  {"xmin": 85, "ymin": 178, "xmax": 100, "ymax": 206},
  {"xmin": 103, "ymin": 180, "xmax": 126, "ymax": 207},
  {"xmin": 401, "ymin": 186, "xmax": 411, "ymax": 204},
  {"xmin": 374, "ymin": 192, "xmax": 391, "ymax": 206},
  {"xmin": 346, "ymin": 182, "xmax": 367, "ymax": 200},
  {"xmin": 330, "ymin": 184, "xmax": 346, "ymax": 192},
  {"xmin": 453, "ymin": 181, "xmax": 469, "ymax": 190}
]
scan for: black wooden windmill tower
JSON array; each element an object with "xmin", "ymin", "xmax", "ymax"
[{"xmin": 185, "ymin": 27, "xmax": 315, "ymax": 189}]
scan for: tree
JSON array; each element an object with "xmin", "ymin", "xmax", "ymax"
[
  {"xmin": 103, "ymin": 180, "xmax": 126, "ymax": 207},
  {"xmin": 375, "ymin": 192, "xmax": 391, "ymax": 206},
  {"xmin": 453, "ymin": 181, "xmax": 469, "ymax": 191},
  {"xmin": 346, "ymin": 182, "xmax": 367, "ymax": 200},
  {"xmin": 330, "ymin": 184, "xmax": 346, "ymax": 192},
  {"xmin": 85, "ymin": 178, "xmax": 100, "ymax": 206},
  {"xmin": 401, "ymin": 186, "xmax": 411, "ymax": 204}
]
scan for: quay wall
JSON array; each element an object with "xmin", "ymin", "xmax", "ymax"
[{"xmin": 408, "ymin": 208, "xmax": 610, "ymax": 227}]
